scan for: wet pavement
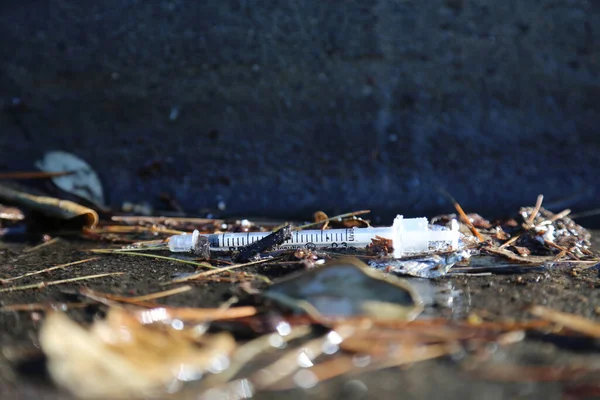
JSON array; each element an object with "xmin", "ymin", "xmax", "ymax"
[{"xmin": 1, "ymin": 233, "xmax": 600, "ymax": 399}]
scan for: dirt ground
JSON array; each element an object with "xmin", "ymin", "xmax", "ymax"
[{"xmin": 1, "ymin": 233, "xmax": 600, "ymax": 399}]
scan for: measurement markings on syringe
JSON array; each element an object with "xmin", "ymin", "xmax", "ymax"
[{"xmin": 217, "ymin": 228, "xmax": 357, "ymax": 251}]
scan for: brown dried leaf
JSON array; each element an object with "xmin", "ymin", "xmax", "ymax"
[{"xmin": 40, "ymin": 309, "xmax": 236, "ymax": 399}]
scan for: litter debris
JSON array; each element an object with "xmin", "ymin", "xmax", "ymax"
[
  {"xmin": 369, "ymin": 249, "xmax": 472, "ymax": 278},
  {"xmin": 263, "ymin": 257, "xmax": 423, "ymax": 320},
  {"xmin": 514, "ymin": 206, "xmax": 591, "ymax": 258},
  {"xmin": 3, "ymin": 196, "xmax": 600, "ymax": 400},
  {"xmin": 35, "ymin": 151, "xmax": 106, "ymax": 208},
  {"xmin": 430, "ymin": 195, "xmax": 598, "ymax": 274},
  {"xmin": 168, "ymin": 215, "xmax": 460, "ymax": 258}
]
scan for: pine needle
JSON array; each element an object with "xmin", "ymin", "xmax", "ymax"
[
  {"xmin": 0, "ymin": 272, "xmax": 123, "ymax": 293},
  {"xmin": 437, "ymin": 188, "xmax": 484, "ymax": 242},
  {"xmin": 1, "ymin": 257, "xmax": 100, "ymax": 283},
  {"xmin": 22, "ymin": 237, "xmax": 62, "ymax": 253},
  {"xmin": 90, "ymin": 249, "xmax": 217, "ymax": 269},
  {"xmin": 81, "ymin": 285, "xmax": 193, "ymax": 306}
]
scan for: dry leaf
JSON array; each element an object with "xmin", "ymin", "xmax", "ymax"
[
  {"xmin": 36, "ymin": 151, "xmax": 105, "ymax": 207},
  {"xmin": 40, "ymin": 309, "xmax": 236, "ymax": 399}
]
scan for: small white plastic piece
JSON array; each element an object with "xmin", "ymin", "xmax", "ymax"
[{"xmin": 167, "ymin": 215, "xmax": 460, "ymax": 258}]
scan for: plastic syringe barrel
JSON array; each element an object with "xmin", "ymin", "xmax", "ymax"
[
  {"xmin": 169, "ymin": 228, "xmax": 387, "ymax": 252},
  {"xmin": 168, "ymin": 215, "xmax": 460, "ymax": 257}
]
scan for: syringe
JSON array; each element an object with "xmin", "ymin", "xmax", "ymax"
[{"xmin": 168, "ymin": 215, "xmax": 460, "ymax": 258}]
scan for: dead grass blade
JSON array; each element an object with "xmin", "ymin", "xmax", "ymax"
[
  {"xmin": 90, "ymin": 249, "xmax": 217, "ymax": 269},
  {"xmin": 1, "ymin": 257, "xmax": 99, "ymax": 283},
  {"xmin": 0, "ymin": 272, "xmax": 123, "ymax": 293}
]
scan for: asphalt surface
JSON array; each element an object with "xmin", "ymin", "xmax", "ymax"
[{"xmin": 1, "ymin": 232, "xmax": 600, "ymax": 399}]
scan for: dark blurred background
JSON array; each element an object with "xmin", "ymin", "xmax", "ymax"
[{"xmin": 0, "ymin": 0, "xmax": 598, "ymax": 224}]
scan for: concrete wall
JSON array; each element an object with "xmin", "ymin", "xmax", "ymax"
[{"xmin": 1, "ymin": 0, "xmax": 599, "ymax": 222}]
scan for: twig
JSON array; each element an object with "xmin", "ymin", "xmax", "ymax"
[
  {"xmin": 452, "ymin": 201, "xmax": 484, "ymax": 242},
  {"xmin": 22, "ymin": 237, "xmax": 62, "ymax": 253},
  {"xmin": 294, "ymin": 210, "xmax": 371, "ymax": 230},
  {"xmin": 526, "ymin": 194, "xmax": 544, "ymax": 227},
  {"xmin": 127, "ymin": 285, "xmax": 193, "ymax": 302},
  {"xmin": 437, "ymin": 188, "xmax": 484, "ymax": 242},
  {"xmin": 546, "ymin": 241, "xmax": 580, "ymax": 261},
  {"xmin": 549, "ymin": 208, "xmax": 571, "ymax": 222},
  {"xmin": 0, "ymin": 272, "xmax": 123, "ymax": 293},
  {"xmin": 499, "ymin": 234, "xmax": 521, "ymax": 249},
  {"xmin": 135, "ymin": 306, "xmax": 258, "ymax": 322},
  {"xmin": 1, "ymin": 257, "xmax": 100, "ymax": 283}
]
